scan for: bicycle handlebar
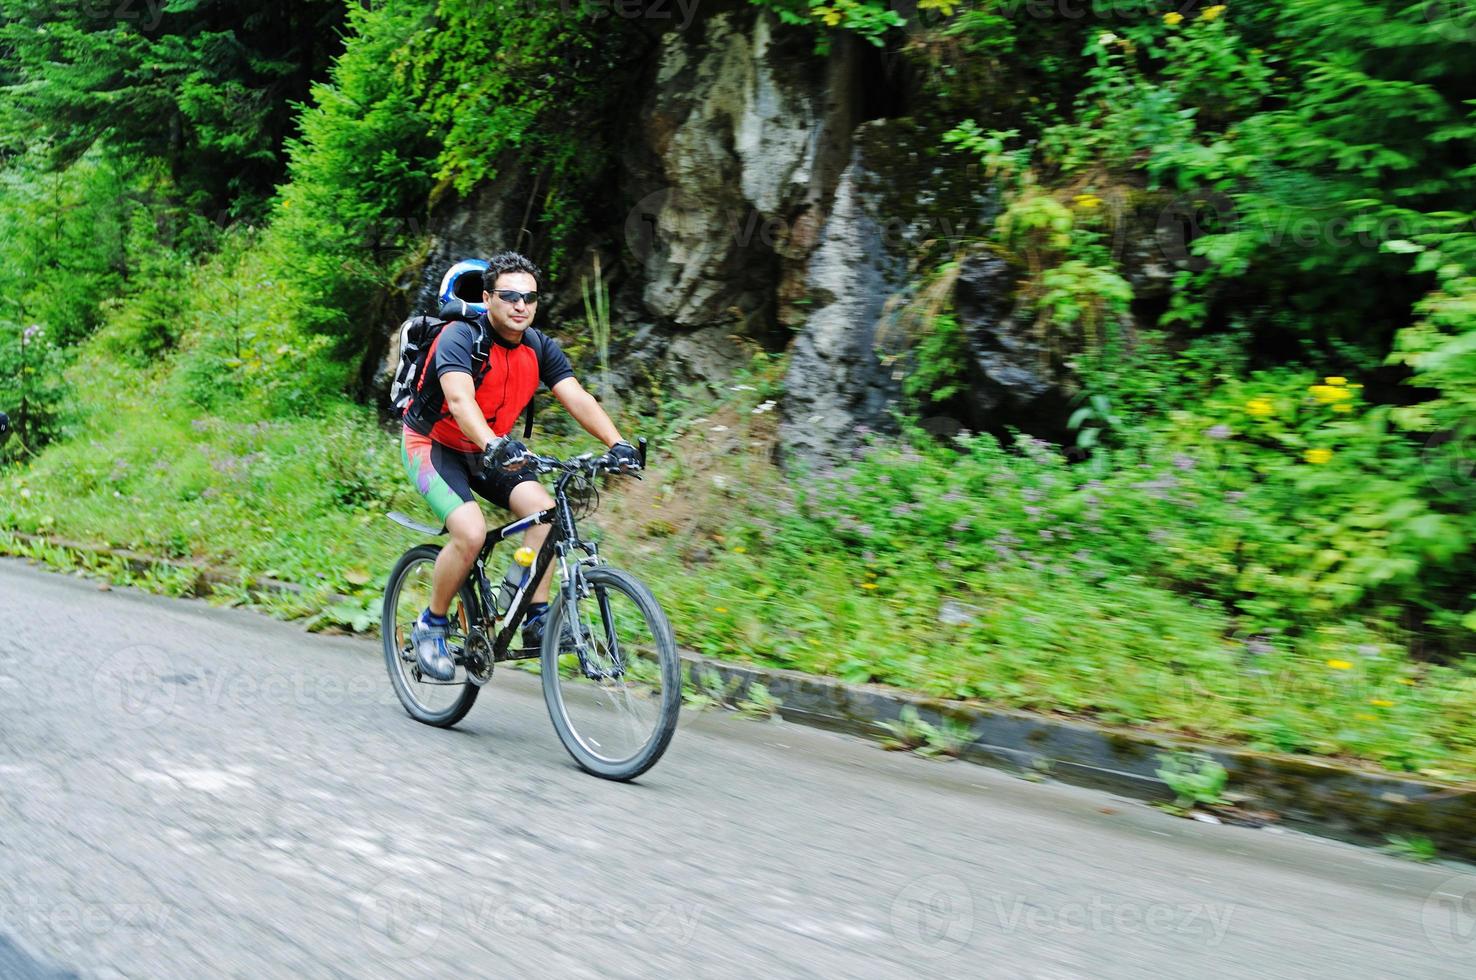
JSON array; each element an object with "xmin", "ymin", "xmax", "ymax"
[{"xmin": 518, "ymin": 435, "xmax": 650, "ymax": 477}]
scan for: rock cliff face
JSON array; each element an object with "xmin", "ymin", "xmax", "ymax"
[{"xmin": 396, "ymin": 10, "xmax": 1009, "ymax": 464}]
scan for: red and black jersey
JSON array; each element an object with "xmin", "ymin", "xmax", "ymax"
[{"xmin": 402, "ymin": 314, "xmax": 574, "ymax": 452}]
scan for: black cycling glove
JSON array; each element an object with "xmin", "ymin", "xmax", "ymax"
[
  {"xmin": 481, "ymin": 437, "xmax": 529, "ymax": 476},
  {"xmin": 601, "ymin": 440, "xmax": 642, "ymax": 473}
]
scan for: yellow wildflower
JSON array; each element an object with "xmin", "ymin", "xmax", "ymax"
[
  {"xmin": 860, "ymin": 582, "xmax": 878, "ymax": 590},
  {"xmin": 1304, "ymin": 448, "xmax": 1334, "ymax": 464},
  {"xmin": 1325, "ymin": 376, "xmax": 1348, "ymax": 386},
  {"xmin": 1332, "ymin": 403, "xmax": 1353, "ymax": 413},
  {"xmin": 715, "ymin": 606, "xmax": 728, "ymax": 613},
  {"xmin": 1309, "ymin": 384, "xmax": 1352, "ymax": 404},
  {"xmin": 1369, "ymin": 699, "xmax": 1394, "ymax": 707},
  {"xmin": 1163, "ymin": 11, "xmax": 1183, "ymax": 25},
  {"xmin": 1073, "ymin": 193, "xmax": 1102, "ymax": 210},
  {"xmin": 734, "ymin": 546, "xmax": 747, "ymax": 554},
  {"xmin": 1397, "ymin": 678, "xmax": 1415, "ymax": 685},
  {"xmin": 1245, "ymin": 398, "xmax": 1274, "ymax": 417},
  {"xmin": 1356, "ymin": 713, "xmax": 1377, "ymax": 722},
  {"xmin": 1201, "ymin": 4, "xmax": 1226, "ymax": 21},
  {"xmin": 1326, "ymin": 659, "xmax": 1353, "ymax": 670}
]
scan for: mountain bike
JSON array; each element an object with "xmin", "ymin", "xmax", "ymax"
[{"xmin": 381, "ymin": 438, "xmax": 680, "ymax": 781}]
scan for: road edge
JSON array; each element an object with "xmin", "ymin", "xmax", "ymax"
[{"xmin": 5, "ymin": 528, "xmax": 1473, "ymax": 861}]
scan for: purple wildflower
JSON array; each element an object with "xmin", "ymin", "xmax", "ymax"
[{"xmin": 1206, "ymin": 424, "xmax": 1232, "ymax": 440}]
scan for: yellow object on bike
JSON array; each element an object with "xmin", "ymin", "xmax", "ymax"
[{"xmin": 514, "ymin": 546, "xmax": 536, "ymax": 567}]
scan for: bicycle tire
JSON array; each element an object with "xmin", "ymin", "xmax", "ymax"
[
  {"xmin": 382, "ymin": 544, "xmax": 480, "ymax": 728},
  {"xmin": 540, "ymin": 565, "xmax": 680, "ymax": 780}
]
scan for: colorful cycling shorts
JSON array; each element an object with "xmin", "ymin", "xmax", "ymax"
[{"xmin": 401, "ymin": 427, "xmax": 539, "ymax": 524}]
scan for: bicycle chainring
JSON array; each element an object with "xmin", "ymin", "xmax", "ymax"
[{"xmin": 463, "ymin": 630, "xmax": 494, "ymax": 687}]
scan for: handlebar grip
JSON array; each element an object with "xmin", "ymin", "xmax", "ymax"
[{"xmin": 637, "ymin": 436, "xmax": 647, "ymax": 469}]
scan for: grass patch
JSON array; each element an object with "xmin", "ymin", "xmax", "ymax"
[{"xmin": 4, "ymin": 352, "xmax": 1474, "ymax": 782}]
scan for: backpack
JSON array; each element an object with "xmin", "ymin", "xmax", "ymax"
[{"xmin": 389, "ymin": 300, "xmax": 535, "ymax": 437}]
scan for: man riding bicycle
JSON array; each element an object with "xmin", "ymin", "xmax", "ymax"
[{"xmin": 400, "ymin": 250, "xmax": 639, "ymax": 681}]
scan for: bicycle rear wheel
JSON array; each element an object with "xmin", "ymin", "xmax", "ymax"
[
  {"xmin": 382, "ymin": 544, "xmax": 480, "ymax": 728},
  {"xmin": 541, "ymin": 566, "xmax": 680, "ymax": 780}
]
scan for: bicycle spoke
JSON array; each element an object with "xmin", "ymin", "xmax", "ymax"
[
  {"xmin": 542, "ymin": 568, "xmax": 678, "ymax": 778},
  {"xmin": 383, "ymin": 551, "xmax": 478, "ymax": 725}
]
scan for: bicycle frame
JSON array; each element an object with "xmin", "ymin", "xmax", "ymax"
[{"xmin": 464, "ymin": 467, "xmax": 602, "ymax": 662}]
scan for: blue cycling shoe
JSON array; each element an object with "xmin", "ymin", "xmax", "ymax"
[
  {"xmin": 411, "ymin": 609, "xmax": 456, "ymax": 681},
  {"xmin": 522, "ymin": 609, "xmax": 577, "ymax": 652}
]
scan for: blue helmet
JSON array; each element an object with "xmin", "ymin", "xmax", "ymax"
[{"xmin": 437, "ymin": 259, "xmax": 489, "ymax": 317}]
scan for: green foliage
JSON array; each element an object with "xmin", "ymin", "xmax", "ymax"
[
  {"xmin": 402, "ymin": 0, "xmax": 642, "ymax": 274},
  {"xmin": 1381, "ymin": 834, "xmax": 1438, "ymax": 863},
  {"xmin": 0, "ymin": 322, "xmax": 72, "ymax": 459},
  {"xmin": 748, "ymin": 0, "xmax": 906, "ymax": 51},
  {"xmin": 904, "ymin": 312, "xmax": 968, "ymax": 404},
  {"xmin": 1155, "ymin": 752, "xmax": 1230, "ymax": 810},
  {"xmin": 735, "ymin": 682, "xmax": 783, "ymax": 720},
  {"xmin": 0, "ymin": 0, "xmax": 345, "ymax": 218},
  {"xmin": 581, "ymin": 255, "xmax": 613, "ymax": 399},
  {"xmin": 270, "ymin": 0, "xmax": 440, "ymax": 342},
  {"xmin": 943, "ymin": 126, "xmax": 1133, "ymax": 364}
]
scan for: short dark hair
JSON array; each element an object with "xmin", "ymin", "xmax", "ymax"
[{"xmin": 483, "ymin": 250, "xmax": 542, "ymax": 292}]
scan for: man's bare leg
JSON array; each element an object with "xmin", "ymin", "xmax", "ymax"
[
  {"xmin": 508, "ymin": 480, "xmax": 557, "ymax": 603},
  {"xmin": 430, "ymin": 500, "xmax": 486, "ymax": 616}
]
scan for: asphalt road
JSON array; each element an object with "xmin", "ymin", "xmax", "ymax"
[{"xmin": 1, "ymin": 558, "xmax": 1473, "ymax": 978}]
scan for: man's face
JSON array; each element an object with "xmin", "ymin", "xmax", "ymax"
[{"xmin": 484, "ymin": 272, "xmax": 539, "ymax": 338}]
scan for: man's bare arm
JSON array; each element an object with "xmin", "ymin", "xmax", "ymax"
[
  {"xmin": 442, "ymin": 371, "xmax": 496, "ymax": 450},
  {"xmin": 550, "ymin": 377, "xmax": 624, "ymax": 448}
]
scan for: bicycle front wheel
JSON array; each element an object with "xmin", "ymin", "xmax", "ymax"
[{"xmin": 541, "ymin": 566, "xmax": 680, "ymax": 780}]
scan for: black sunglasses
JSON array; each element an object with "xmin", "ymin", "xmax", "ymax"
[{"xmin": 490, "ymin": 289, "xmax": 540, "ymax": 305}]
